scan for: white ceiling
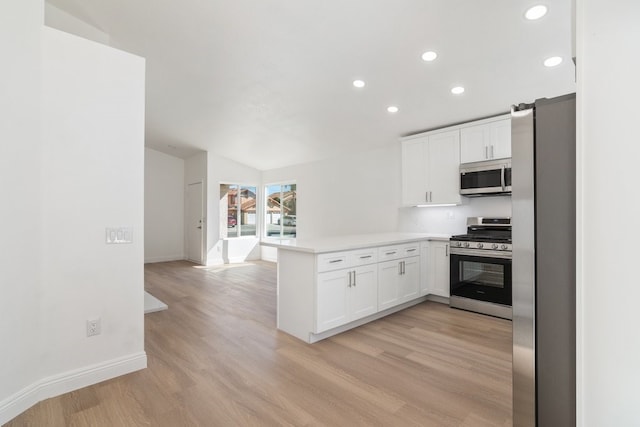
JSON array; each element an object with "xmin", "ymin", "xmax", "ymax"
[{"xmin": 46, "ymin": 0, "xmax": 576, "ymax": 171}]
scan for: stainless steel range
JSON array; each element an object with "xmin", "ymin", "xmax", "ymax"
[{"xmin": 449, "ymin": 217, "xmax": 512, "ymax": 319}]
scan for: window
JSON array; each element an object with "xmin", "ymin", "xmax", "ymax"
[
  {"xmin": 265, "ymin": 183, "xmax": 296, "ymax": 238},
  {"xmin": 220, "ymin": 184, "xmax": 257, "ymax": 238}
]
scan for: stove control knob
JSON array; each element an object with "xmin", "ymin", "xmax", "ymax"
[
  {"xmin": 492, "ymin": 243, "xmax": 499, "ymax": 250},
  {"xmin": 501, "ymin": 244, "xmax": 508, "ymax": 250},
  {"xmin": 464, "ymin": 242, "xmax": 470, "ymax": 248},
  {"xmin": 477, "ymin": 243, "xmax": 484, "ymax": 249},
  {"xmin": 456, "ymin": 242, "xmax": 462, "ymax": 247}
]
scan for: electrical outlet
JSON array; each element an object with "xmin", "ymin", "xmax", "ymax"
[{"xmin": 87, "ymin": 318, "xmax": 101, "ymax": 337}]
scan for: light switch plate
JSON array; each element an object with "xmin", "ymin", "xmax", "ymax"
[{"xmin": 106, "ymin": 227, "xmax": 133, "ymax": 244}]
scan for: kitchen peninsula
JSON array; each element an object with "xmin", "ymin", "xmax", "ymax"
[{"xmin": 262, "ymin": 233, "xmax": 451, "ymax": 343}]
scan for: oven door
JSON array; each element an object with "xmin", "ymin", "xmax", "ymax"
[{"xmin": 450, "ymin": 252, "xmax": 512, "ymax": 306}]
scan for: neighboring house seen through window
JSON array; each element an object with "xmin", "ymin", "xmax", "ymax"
[
  {"xmin": 265, "ymin": 183, "xmax": 296, "ymax": 238},
  {"xmin": 220, "ymin": 184, "xmax": 257, "ymax": 238}
]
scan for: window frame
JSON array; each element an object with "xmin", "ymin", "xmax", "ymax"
[
  {"xmin": 263, "ymin": 181, "xmax": 297, "ymax": 239},
  {"xmin": 219, "ymin": 182, "xmax": 258, "ymax": 239}
]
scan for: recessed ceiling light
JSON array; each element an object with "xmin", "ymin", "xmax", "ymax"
[
  {"xmin": 451, "ymin": 86, "xmax": 465, "ymax": 95},
  {"xmin": 525, "ymin": 5, "xmax": 548, "ymax": 20},
  {"xmin": 387, "ymin": 106, "xmax": 399, "ymax": 113},
  {"xmin": 421, "ymin": 51, "xmax": 438, "ymax": 62},
  {"xmin": 544, "ymin": 56, "xmax": 563, "ymax": 67},
  {"xmin": 353, "ymin": 80, "xmax": 365, "ymax": 88}
]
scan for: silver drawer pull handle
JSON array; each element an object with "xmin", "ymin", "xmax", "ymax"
[
  {"xmin": 329, "ymin": 259, "xmax": 343, "ymax": 264},
  {"xmin": 407, "ymin": 248, "xmax": 416, "ymax": 252},
  {"xmin": 385, "ymin": 251, "xmax": 397, "ymax": 255},
  {"xmin": 360, "ymin": 255, "xmax": 372, "ymax": 259}
]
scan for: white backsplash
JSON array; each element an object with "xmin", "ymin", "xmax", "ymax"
[{"xmin": 398, "ymin": 195, "xmax": 512, "ymax": 235}]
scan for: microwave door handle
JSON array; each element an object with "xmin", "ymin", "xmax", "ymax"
[{"xmin": 501, "ymin": 165, "xmax": 506, "ymax": 190}]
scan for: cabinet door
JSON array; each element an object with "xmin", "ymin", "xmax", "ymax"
[
  {"xmin": 460, "ymin": 118, "xmax": 512, "ymax": 163},
  {"xmin": 460, "ymin": 125, "xmax": 488, "ymax": 164},
  {"xmin": 401, "ymin": 137, "xmax": 428, "ymax": 205},
  {"xmin": 428, "ymin": 241, "xmax": 450, "ymax": 297},
  {"xmin": 426, "ymin": 130, "xmax": 461, "ymax": 205},
  {"xmin": 349, "ymin": 265, "xmax": 378, "ymax": 321},
  {"xmin": 399, "ymin": 256, "xmax": 420, "ymax": 303},
  {"xmin": 378, "ymin": 259, "xmax": 401, "ymax": 310},
  {"xmin": 316, "ymin": 270, "xmax": 349, "ymax": 332},
  {"xmin": 489, "ymin": 118, "xmax": 511, "ymax": 160}
]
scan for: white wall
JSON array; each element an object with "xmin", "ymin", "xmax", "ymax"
[
  {"xmin": 40, "ymin": 24, "xmax": 146, "ymax": 384},
  {"xmin": 185, "ymin": 151, "xmax": 207, "ymax": 186},
  {"xmin": 262, "ymin": 143, "xmax": 402, "ymax": 239},
  {"xmin": 207, "ymin": 153, "xmax": 262, "ymax": 265},
  {"xmin": 144, "ymin": 148, "xmax": 185, "ymax": 263},
  {"xmin": 398, "ymin": 196, "xmax": 512, "ymax": 235},
  {"xmin": 0, "ymin": 0, "xmax": 44, "ymax": 418},
  {"xmin": 44, "ymin": 2, "xmax": 110, "ymax": 45},
  {"xmin": 0, "ymin": 12, "xmax": 147, "ymax": 422},
  {"xmin": 577, "ymin": 1, "xmax": 640, "ymax": 425}
]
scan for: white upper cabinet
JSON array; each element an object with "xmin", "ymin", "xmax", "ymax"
[
  {"xmin": 460, "ymin": 117, "xmax": 511, "ymax": 164},
  {"xmin": 401, "ymin": 130, "xmax": 461, "ymax": 206},
  {"xmin": 401, "ymin": 136, "xmax": 428, "ymax": 206}
]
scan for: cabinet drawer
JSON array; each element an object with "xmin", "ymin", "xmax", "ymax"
[
  {"xmin": 347, "ymin": 248, "xmax": 378, "ymax": 266},
  {"xmin": 317, "ymin": 252, "xmax": 349, "ymax": 272},
  {"xmin": 401, "ymin": 243, "xmax": 420, "ymax": 258},
  {"xmin": 378, "ymin": 243, "xmax": 420, "ymax": 261},
  {"xmin": 378, "ymin": 245, "xmax": 403, "ymax": 261}
]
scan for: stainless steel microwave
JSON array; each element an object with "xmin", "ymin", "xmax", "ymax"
[{"xmin": 460, "ymin": 159, "xmax": 511, "ymax": 196}]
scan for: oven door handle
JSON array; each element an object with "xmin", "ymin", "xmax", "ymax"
[{"xmin": 449, "ymin": 248, "xmax": 512, "ymax": 259}]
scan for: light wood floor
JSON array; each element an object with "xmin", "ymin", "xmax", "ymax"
[{"xmin": 6, "ymin": 261, "xmax": 512, "ymax": 426}]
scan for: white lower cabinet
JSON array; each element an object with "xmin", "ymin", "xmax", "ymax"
[
  {"xmin": 350, "ymin": 266, "xmax": 378, "ymax": 320},
  {"xmin": 316, "ymin": 269, "xmax": 350, "ymax": 332},
  {"xmin": 316, "ymin": 264, "xmax": 378, "ymax": 333},
  {"xmin": 378, "ymin": 256, "xmax": 420, "ymax": 311},
  {"xmin": 401, "ymin": 256, "xmax": 420, "ymax": 301},
  {"xmin": 277, "ymin": 238, "xmax": 444, "ymax": 343},
  {"xmin": 427, "ymin": 241, "xmax": 450, "ymax": 297},
  {"xmin": 378, "ymin": 260, "xmax": 401, "ymax": 310}
]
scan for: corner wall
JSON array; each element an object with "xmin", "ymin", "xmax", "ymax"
[
  {"xmin": 145, "ymin": 148, "xmax": 185, "ymax": 263},
  {"xmin": 206, "ymin": 153, "xmax": 262, "ymax": 265},
  {"xmin": 40, "ymin": 23, "xmax": 146, "ymax": 390},
  {"xmin": 0, "ymin": 16, "xmax": 147, "ymax": 423}
]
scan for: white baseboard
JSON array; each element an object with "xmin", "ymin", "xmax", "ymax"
[
  {"xmin": 0, "ymin": 352, "xmax": 147, "ymax": 425},
  {"xmin": 144, "ymin": 255, "xmax": 185, "ymax": 264}
]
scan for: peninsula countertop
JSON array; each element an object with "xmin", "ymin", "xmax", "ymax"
[{"xmin": 260, "ymin": 232, "xmax": 451, "ymax": 254}]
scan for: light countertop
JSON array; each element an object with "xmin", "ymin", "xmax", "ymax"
[{"xmin": 260, "ymin": 232, "xmax": 451, "ymax": 254}]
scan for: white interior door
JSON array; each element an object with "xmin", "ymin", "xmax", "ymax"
[{"xmin": 186, "ymin": 182, "xmax": 204, "ymax": 264}]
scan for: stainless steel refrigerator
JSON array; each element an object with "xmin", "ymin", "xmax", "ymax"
[{"xmin": 511, "ymin": 93, "xmax": 576, "ymax": 427}]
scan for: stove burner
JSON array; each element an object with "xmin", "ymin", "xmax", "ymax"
[{"xmin": 450, "ymin": 216, "xmax": 512, "ymax": 252}]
